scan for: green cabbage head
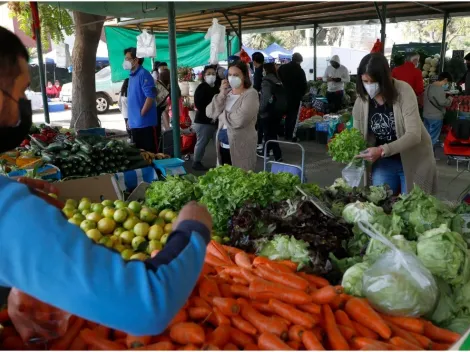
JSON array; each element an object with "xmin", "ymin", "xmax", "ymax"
[
  {"xmin": 342, "ymin": 261, "xmax": 370, "ymax": 297},
  {"xmin": 342, "ymin": 201, "xmax": 384, "ymax": 224},
  {"xmin": 365, "ymin": 235, "xmax": 417, "ymax": 263}
]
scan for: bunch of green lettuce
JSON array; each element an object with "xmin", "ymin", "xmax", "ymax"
[
  {"xmin": 256, "ymin": 235, "xmax": 310, "ymax": 269},
  {"xmin": 327, "ymin": 128, "xmax": 367, "ymax": 164},
  {"xmin": 145, "ymin": 176, "xmax": 196, "ymax": 211},
  {"xmin": 365, "ymin": 234, "xmax": 417, "ymax": 263},
  {"xmin": 326, "ymin": 178, "xmax": 353, "ymax": 196},
  {"xmin": 417, "ymin": 224, "xmax": 470, "ymax": 286},
  {"xmin": 365, "ymin": 185, "xmax": 391, "ymax": 204},
  {"xmin": 342, "ymin": 261, "xmax": 370, "ymax": 297},
  {"xmin": 197, "ymin": 165, "xmax": 299, "ymax": 233},
  {"xmin": 427, "ymin": 278, "xmax": 457, "ymax": 326},
  {"xmin": 342, "ymin": 201, "xmax": 384, "ymax": 224},
  {"xmin": 392, "ymin": 186, "xmax": 463, "ymax": 240}
]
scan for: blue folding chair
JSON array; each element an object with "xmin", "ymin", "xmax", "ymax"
[{"xmin": 263, "ymin": 140, "xmax": 306, "ymax": 183}]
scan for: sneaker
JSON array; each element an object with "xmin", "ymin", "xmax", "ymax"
[{"xmin": 192, "ymin": 162, "xmax": 208, "ymax": 171}]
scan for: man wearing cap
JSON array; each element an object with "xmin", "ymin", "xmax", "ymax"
[
  {"xmin": 278, "ymin": 52, "xmax": 308, "ymax": 141},
  {"xmin": 323, "ymin": 55, "xmax": 350, "ymax": 113}
]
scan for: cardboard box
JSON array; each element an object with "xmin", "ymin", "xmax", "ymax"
[{"xmin": 54, "ymin": 174, "xmax": 122, "ymax": 202}]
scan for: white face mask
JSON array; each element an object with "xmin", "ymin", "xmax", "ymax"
[
  {"xmin": 123, "ymin": 60, "xmax": 132, "ymax": 70},
  {"xmin": 205, "ymin": 75, "xmax": 216, "ymax": 86},
  {"xmin": 228, "ymin": 76, "xmax": 242, "ymax": 89},
  {"xmin": 152, "ymin": 71, "xmax": 158, "ymax": 80},
  {"xmin": 363, "ymin": 82, "xmax": 380, "ymax": 99}
]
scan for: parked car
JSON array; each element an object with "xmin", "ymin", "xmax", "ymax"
[{"xmin": 60, "ymin": 66, "xmax": 123, "ymax": 114}]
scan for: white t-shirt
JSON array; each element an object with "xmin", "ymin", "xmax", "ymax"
[
  {"xmin": 323, "ymin": 64, "xmax": 350, "ymax": 92},
  {"xmin": 221, "ymin": 92, "xmax": 240, "ymax": 149}
]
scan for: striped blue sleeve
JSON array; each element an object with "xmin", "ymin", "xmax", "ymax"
[{"xmin": 0, "ymin": 177, "xmax": 209, "ymax": 336}]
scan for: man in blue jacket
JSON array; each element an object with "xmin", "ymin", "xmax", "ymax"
[
  {"xmin": 123, "ymin": 47, "xmax": 159, "ymax": 153},
  {"xmin": 0, "ymin": 26, "xmax": 212, "ymax": 336}
]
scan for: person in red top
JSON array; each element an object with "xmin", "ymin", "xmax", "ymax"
[
  {"xmin": 54, "ymin": 80, "xmax": 61, "ymax": 96},
  {"xmin": 45, "ymin": 81, "xmax": 58, "ymax": 99},
  {"xmin": 392, "ymin": 52, "xmax": 424, "ymax": 101}
]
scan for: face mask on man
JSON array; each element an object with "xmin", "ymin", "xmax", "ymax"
[
  {"xmin": 363, "ymin": 82, "xmax": 380, "ymax": 99},
  {"xmin": 122, "ymin": 60, "xmax": 133, "ymax": 71},
  {"xmin": 331, "ymin": 61, "xmax": 340, "ymax": 69},
  {"xmin": 205, "ymin": 75, "xmax": 216, "ymax": 86},
  {"xmin": 0, "ymin": 90, "xmax": 33, "ymax": 153},
  {"xmin": 442, "ymin": 83, "xmax": 449, "ymax": 90},
  {"xmin": 228, "ymin": 76, "xmax": 242, "ymax": 89}
]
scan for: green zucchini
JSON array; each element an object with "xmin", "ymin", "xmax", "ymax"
[
  {"xmin": 41, "ymin": 152, "xmax": 56, "ymax": 163},
  {"xmin": 30, "ymin": 137, "xmax": 48, "ymax": 150},
  {"xmin": 75, "ymin": 138, "xmax": 93, "ymax": 154},
  {"xmin": 59, "ymin": 150, "xmax": 71, "ymax": 158},
  {"xmin": 46, "ymin": 142, "xmax": 64, "ymax": 153},
  {"xmin": 76, "ymin": 151, "xmax": 92, "ymax": 163}
]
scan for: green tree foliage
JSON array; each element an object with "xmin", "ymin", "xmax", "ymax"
[{"xmin": 8, "ymin": 2, "xmax": 73, "ymax": 50}]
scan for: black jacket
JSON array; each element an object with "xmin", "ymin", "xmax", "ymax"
[
  {"xmin": 253, "ymin": 66, "xmax": 263, "ymax": 93},
  {"xmin": 278, "ymin": 61, "xmax": 307, "ymax": 104},
  {"xmin": 259, "ymin": 73, "xmax": 282, "ymax": 119},
  {"xmin": 194, "ymin": 82, "xmax": 219, "ymax": 124}
]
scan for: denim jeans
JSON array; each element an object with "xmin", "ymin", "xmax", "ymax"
[
  {"xmin": 193, "ymin": 123, "xmax": 217, "ymax": 163},
  {"xmin": 423, "ymin": 118, "xmax": 443, "ymax": 146},
  {"xmin": 372, "ymin": 157, "xmax": 406, "ymax": 195}
]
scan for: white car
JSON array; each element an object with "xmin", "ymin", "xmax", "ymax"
[{"xmin": 60, "ymin": 66, "xmax": 123, "ymax": 114}]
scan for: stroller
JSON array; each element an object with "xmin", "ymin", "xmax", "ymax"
[
  {"xmin": 444, "ymin": 119, "xmax": 470, "ymax": 171},
  {"xmin": 160, "ymin": 96, "xmax": 197, "ymax": 160}
]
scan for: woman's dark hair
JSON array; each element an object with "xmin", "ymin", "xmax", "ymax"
[
  {"xmin": 159, "ymin": 70, "xmax": 171, "ymax": 87},
  {"xmin": 229, "ymin": 61, "xmax": 252, "ymax": 89},
  {"xmin": 263, "ymin": 62, "xmax": 278, "ymax": 78},
  {"xmin": 356, "ymin": 53, "xmax": 398, "ymax": 105},
  {"xmin": 120, "ymin": 78, "xmax": 129, "ymax": 97},
  {"xmin": 201, "ymin": 65, "xmax": 221, "ymax": 87},
  {"xmin": 438, "ymin": 71, "xmax": 453, "ymax": 83},
  {"xmin": 153, "ymin": 61, "xmax": 161, "ymax": 72},
  {"xmin": 123, "ymin": 47, "xmax": 144, "ymax": 65}
]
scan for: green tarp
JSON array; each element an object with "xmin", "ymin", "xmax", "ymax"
[{"xmin": 105, "ymin": 27, "xmax": 239, "ymax": 82}]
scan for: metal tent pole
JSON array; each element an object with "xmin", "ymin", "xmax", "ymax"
[
  {"xmin": 167, "ymin": 1, "xmax": 181, "ymax": 158},
  {"xmin": 440, "ymin": 11, "xmax": 449, "ymax": 72},
  {"xmin": 381, "ymin": 4, "xmax": 387, "ymax": 52},
  {"xmin": 313, "ymin": 24, "xmax": 318, "ymax": 80},
  {"xmin": 238, "ymin": 15, "xmax": 242, "ymax": 50},
  {"xmin": 35, "ymin": 26, "xmax": 50, "ymax": 124}
]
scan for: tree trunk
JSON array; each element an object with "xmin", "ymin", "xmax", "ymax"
[{"xmin": 70, "ymin": 11, "xmax": 105, "ymax": 130}]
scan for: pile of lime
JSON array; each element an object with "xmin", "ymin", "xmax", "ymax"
[{"xmin": 62, "ymin": 198, "xmax": 177, "ymax": 261}]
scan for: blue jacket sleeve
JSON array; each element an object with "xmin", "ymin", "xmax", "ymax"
[
  {"xmin": 141, "ymin": 71, "xmax": 157, "ymax": 99},
  {"xmin": 0, "ymin": 177, "xmax": 210, "ymax": 336}
]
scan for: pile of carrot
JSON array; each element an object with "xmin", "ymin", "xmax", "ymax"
[{"xmin": 0, "ymin": 241, "xmax": 462, "ymax": 350}]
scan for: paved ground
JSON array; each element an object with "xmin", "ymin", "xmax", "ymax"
[{"xmin": 34, "ymin": 108, "xmax": 470, "ymax": 202}]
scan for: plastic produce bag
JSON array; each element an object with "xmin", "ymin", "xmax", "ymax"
[
  {"xmin": 358, "ymin": 221, "xmax": 438, "ymax": 317},
  {"xmin": 342, "ymin": 160, "xmax": 365, "ymax": 187},
  {"xmin": 8, "ymin": 288, "xmax": 71, "ymax": 344}
]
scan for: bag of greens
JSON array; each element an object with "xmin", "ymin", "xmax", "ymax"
[{"xmin": 358, "ymin": 220, "xmax": 438, "ymax": 317}]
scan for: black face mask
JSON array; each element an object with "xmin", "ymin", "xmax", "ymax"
[
  {"xmin": 331, "ymin": 62, "xmax": 340, "ymax": 69},
  {"xmin": 0, "ymin": 91, "xmax": 33, "ymax": 153}
]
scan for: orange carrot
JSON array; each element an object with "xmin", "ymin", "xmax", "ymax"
[
  {"xmin": 229, "ymin": 327, "xmax": 255, "ymax": 348},
  {"xmin": 205, "ymin": 253, "xmax": 228, "ymax": 267},
  {"xmin": 409, "ymin": 331, "xmax": 433, "ymax": 350},
  {"xmin": 310, "ymin": 285, "xmax": 342, "ymax": 304},
  {"xmin": 254, "ymin": 265, "xmax": 309, "ymax": 291},
  {"xmin": 50, "ymin": 317, "xmax": 85, "ymax": 350},
  {"xmin": 219, "ymin": 283, "xmax": 235, "ymax": 298},
  {"xmin": 297, "ymin": 272, "xmax": 330, "ymax": 288},
  {"xmin": 169, "ymin": 308, "xmax": 188, "ymax": 327},
  {"xmin": 180, "ymin": 344, "xmax": 198, "ymax": 350},
  {"xmin": 345, "ymin": 298, "xmax": 391, "ymax": 340},
  {"xmin": 213, "ymin": 307, "xmax": 231, "ymax": 326},
  {"xmin": 126, "ymin": 335, "xmax": 152, "ymax": 349},
  {"xmin": 323, "ymin": 304, "xmax": 349, "ymax": 350},
  {"xmin": 381, "ymin": 314, "xmax": 425, "ymax": 334},
  {"xmin": 115, "ymin": 338, "xmax": 127, "ymax": 347},
  {"xmin": 302, "ymin": 330, "xmax": 325, "ymax": 350},
  {"xmin": 251, "ymin": 301, "xmax": 274, "ymax": 315},
  {"xmin": 386, "ymin": 320, "xmax": 421, "ymax": 348},
  {"xmin": 338, "ymin": 325, "xmax": 356, "ymax": 340},
  {"xmin": 80, "ymin": 328, "xmax": 125, "ymax": 350},
  {"xmin": 350, "ymin": 337, "xmax": 392, "ymax": 350},
  {"xmin": 298, "ymin": 303, "xmax": 322, "ymax": 315},
  {"xmin": 334, "ymin": 310, "xmax": 356, "ymax": 333},
  {"xmin": 276, "ymin": 260, "xmax": 299, "ymax": 272},
  {"xmin": 238, "ymin": 298, "xmax": 288, "ymax": 339},
  {"xmin": 234, "ymin": 252, "xmax": 252, "ymax": 270},
  {"xmin": 223, "ymin": 267, "xmax": 256, "ymax": 284},
  {"xmin": 233, "ymin": 277, "xmax": 249, "ymax": 285},
  {"xmin": 249, "ymin": 278, "xmax": 312, "ymax": 305},
  {"xmin": 113, "ymin": 330, "xmax": 127, "ymax": 339},
  {"xmin": 132, "ymin": 341, "xmax": 175, "ymax": 350},
  {"xmin": 423, "ymin": 321, "xmax": 460, "ymax": 344},
  {"xmin": 288, "ymin": 325, "xmax": 306, "ymax": 342},
  {"xmin": 213, "ymin": 297, "xmax": 240, "ymax": 317},
  {"xmin": 230, "ymin": 284, "xmax": 250, "ymax": 298},
  {"xmin": 0, "ymin": 308, "xmax": 9, "ymax": 323},
  {"xmin": 264, "ymin": 262, "xmax": 294, "ymax": 273},
  {"xmin": 329, "ymin": 294, "xmax": 346, "ymax": 310},
  {"xmin": 221, "ymin": 245, "xmax": 243, "ymax": 257},
  {"xmin": 222, "ymin": 343, "xmax": 237, "ymax": 350},
  {"xmin": 269, "ymin": 299, "xmax": 319, "ymax": 328},
  {"xmin": 93, "ymin": 325, "xmax": 110, "ymax": 339},
  {"xmin": 389, "ymin": 336, "xmax": 421, "ymax": 350},
  {"xmin": 207, "ymin": 241, "xmax": 234, "ymax": 265},
  {"xmin": 152, "ymin": 335, "xmax": 173, "ymax": 343},
  {"xmin": 199, "ymin": 278, "xmax": 221, "ymax": 303},
  {"xmin": 313, "ymin": 326, "xmax": 325, "ymax": 343},
  {"xmin": 432, "ymin": 342, "xmax": 452, "ymax": 350},
  {"xmin": 200, "ymin": 263, "xmax": 217, "ymax": 277},
  {"xmin": 272, "ymin": 315, "xmax": 292, "ymax": 328},
  {"xmin": 257, "ymin": 332, "xmax": 293, "ymax": 350},
  {"xmin": 207, "ymin": 325, "xmax": 232, "ymax": 349},
  {"xmin": 69, "ymin": 336, "xmax": 87, "ymax": 350},
  {"xmin": 244, "ymin": 343, "xmax": 259, "ymax": 350},
  {"xmin": 188, "ymin": 307, "xmax": 212, "ymax": 320},
  {"xmin": 252, "ymin": 256, "xmax": 273, "ymax": 267},
  {"xmin": 230, "ymin": 316, "xmax": 257, "ymax": 336},
  {"xmin": 170, "ymin": 322, "xmax": 205, "ymax": 345},
  {"xmin": 190, "ymin": 296, "xmax": 212, "ymax": 309},
  {"xmin": 286, "ymin": 340, "xmax": 301, "ymax": 350},
  {"xmin": 351, "ymin": 321, "xmax": 379, "ymax": 340}
]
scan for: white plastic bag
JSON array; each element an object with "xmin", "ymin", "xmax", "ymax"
[
  {"xmin": 358, "ymin": 220, "xmax": 438, "ymax": 317},
  {"xmin": 136, "ymin": 29, "xmax": 156, "ymax": 58},
  {"xmin": 342, "ymin": 160, "xmax": 365, "ymax": 187},
  {"xmin": 205, "ymin": 19, "xmax": 226, "ymax": 65}
]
